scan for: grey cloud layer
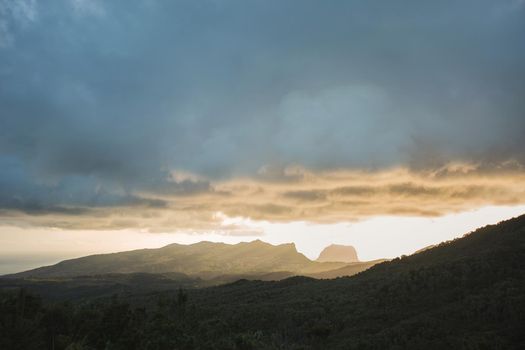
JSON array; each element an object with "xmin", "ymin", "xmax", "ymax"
[
  {"xmin": 0, "ymin": 0, "xmax": 524, "ymax": 218},
  {"xmin": 3, "ymin": 165, "xmax": 525, "ymax": 231}
]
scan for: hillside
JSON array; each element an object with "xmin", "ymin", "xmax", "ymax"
[
  {"xmin": 5, "ymin": 240, "xmax": 374, "ymax": 281},
  {"xmin": 1, "ymin": 214, "xmax": 524, "ymax": 349},
  {"xmin": 178, "ymin": 214, "xmax": 525, "ymax": 349},
  {"xmin": 187, "ymin": 214, "xmax": 524, "ymax": 349},
  {"xmin": 307, "ymin": 259, "xmax": 384, "ymax": 279}
]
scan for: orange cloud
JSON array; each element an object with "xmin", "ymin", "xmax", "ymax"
[{"xmin": 2, "ymin": 163, "xmax": 525, "ymax": 232}]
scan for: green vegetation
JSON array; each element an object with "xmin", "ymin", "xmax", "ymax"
[{"xmin": 1, "ymin": 215, "xmax": 525, "ymax": 349}]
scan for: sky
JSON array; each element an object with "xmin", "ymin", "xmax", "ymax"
[{"xmin": 1, "ymin": 0, "xmax": 525, "ymax": 273}]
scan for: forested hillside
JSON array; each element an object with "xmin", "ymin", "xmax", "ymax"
[{"xmin": 1, "ymin": 215, "xmax": 524, "ymax": 349}]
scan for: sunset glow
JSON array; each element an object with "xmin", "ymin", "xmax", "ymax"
[{"xmin": 1, "ymin": 0, "xmax": 524, "ymax": 274}]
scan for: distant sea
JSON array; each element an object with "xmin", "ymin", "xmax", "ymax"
[{"xmin": 0, "ymin": 253, "xmax": 83, "ymax": 275}]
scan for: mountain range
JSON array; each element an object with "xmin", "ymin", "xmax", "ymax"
[
  {"xmin": 1, "ymin": 214, "xmax": 524, "ymax": 349},
  {"xmin": 5, "ymin": 240, "xmax": 382, "ymax": 284}
]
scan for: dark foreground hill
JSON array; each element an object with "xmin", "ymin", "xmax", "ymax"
[{"xmin": 1, "ymin": 214, "xmax": 525, "ymax": 349}]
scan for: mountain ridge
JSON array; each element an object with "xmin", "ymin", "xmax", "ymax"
[
  {"xmin": 317, "ymin": 244, "xmax": 359, "ymax": 263},
  {"xmin": 5, "ymin": 239, "xmax": 377, "ymax": 281},
  {"xmin": 2, "ymin": 214, "xmax": 523, "ymax": 348}
]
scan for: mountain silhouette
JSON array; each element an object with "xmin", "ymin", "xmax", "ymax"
[
  {"xmin": 6, "ymin": 239, "xmax": 379, "ymax": 281},
  {"xmin": 317, "ymin": 244, "xmax": 359, "ymax": 262}
]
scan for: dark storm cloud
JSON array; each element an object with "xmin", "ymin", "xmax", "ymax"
[
  {"xmin": 0, "ymin": 155, "xmax": 167, "ymax": 214},
  {"xmin": 0, "ymin": 0, "xmax": 524, "ymax": 222}
]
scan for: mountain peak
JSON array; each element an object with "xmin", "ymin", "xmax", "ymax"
[
  {"xmin": 317, "ymin": 244, "xmax": 359, "ymax": 263},
  {"xmin": 238, "ymin": 240, "xmax": 297, "ymax": 250},
  {"xmin": 244, "ymin": 239, "xmax": 268, "ymax": 245}
]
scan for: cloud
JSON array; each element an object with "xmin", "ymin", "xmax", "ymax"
[
  {"xmin": 0, "ymin": 0, "xmax": 36, "ymax": 47},
  {"xmin": 1, "ymin": 163, "xmax": 525, "ymax": 231},
  {"xmin": 0, "ymin": 155, "xmax": 197, "ymax": 217},
  {"xmin": 70, "ymin": 0, "xmax": 105, "ymax": 17},
  {"xmin": 0, "ymin": 0, "xmax": 524, "ymax": 231}
]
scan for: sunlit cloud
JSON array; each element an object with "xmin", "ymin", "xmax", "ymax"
[
  {"xmin": 1, "ymin": 162, "xmax": 524, "ymax": 232},
  {"xmin": 1, "ymin": 0, "xmax": 524, "ymax": 240}
]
